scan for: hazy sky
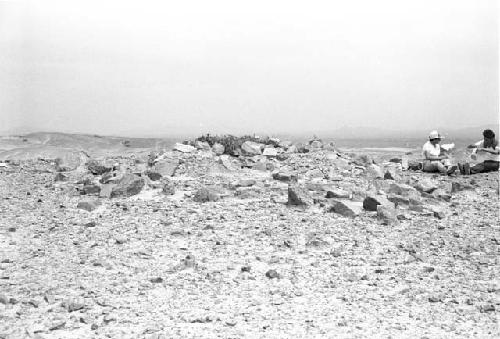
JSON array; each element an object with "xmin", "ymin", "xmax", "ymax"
[{"xmin": 0, "ymin": 0, "xmax": 498, "ymax": 137}]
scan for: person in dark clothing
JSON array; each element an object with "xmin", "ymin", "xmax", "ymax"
[{"xmin": 458, "ymin": 129, "xmax": 499, "ymax": 175}]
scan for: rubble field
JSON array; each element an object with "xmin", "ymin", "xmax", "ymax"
[{"xmin": 0, "ymin": 136, "xmax": 498, "ymax": 339}]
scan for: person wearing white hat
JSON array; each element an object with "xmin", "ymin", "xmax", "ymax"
[{"xmin": 422, "ymin": 130, "xmax": 456, "ymax": 175}]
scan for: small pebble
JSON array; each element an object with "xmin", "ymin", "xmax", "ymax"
[{"xmin": 265, "ymin": 269, "xmax": 279, "ymax": 279}]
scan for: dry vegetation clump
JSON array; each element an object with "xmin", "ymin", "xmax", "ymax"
[{"xmin": 194, "ymin": 134, "xmax": 278, "ymax": 155}]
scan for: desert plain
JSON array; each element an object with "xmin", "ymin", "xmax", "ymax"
[{"xmin": 0, "ymin": 133, "xmax": 498, "ymax": 339}]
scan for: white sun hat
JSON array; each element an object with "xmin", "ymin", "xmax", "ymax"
[{"xmin": 428, "ymin": 130, "xmax": 444, "ymax": 140}]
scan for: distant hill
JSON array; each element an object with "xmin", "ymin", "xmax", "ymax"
[
  {"xmin": 1, "ymin": 132, "xmax": 178, "ymax": 151},
  {"xmin": 0, "ymin": 132, "xmax": 182, "ymax": 162},
  {"xmin": 285, "ymin": 124, "xmax": 499, "ymax": 140}
]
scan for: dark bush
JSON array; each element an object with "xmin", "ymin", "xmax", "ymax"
[{"xmin": 194, "ymin": 134, "xmax": 276, "ymax": 156}]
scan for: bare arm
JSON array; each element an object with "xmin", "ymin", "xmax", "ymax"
[
  {"xmin": 477, "ymin": 147, "xmax": 500, "ymax": 154},
  {"xmin": 423, "ymin": 151, "xmax": 447, "ymax": 160}
]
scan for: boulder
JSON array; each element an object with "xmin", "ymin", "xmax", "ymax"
[
  {"xmin": 432, "ymin": 188, "xmax": 452, "ymax": 202},
  {"xmin": 352, "ymin": 154, "xmax": 374, "ymax": 166},
  {"xmin": 262, "ymin": 147, "xmax": 278, "ymax": 157},
  {"xmin": 146, "ymin": 171, "xmax": 162, "ymax": 181},
  {"xmin": 235, "ymin": 187, "xmax": 261, "ymax": 199},
  {"xmin": 193, "ymin": 187, "xmax": 220, "ymax": 203},
  {"xmin": 235, "ymin": 179, "xmax": 256, "ymax": 188},
  {"xmin": 174, "ymin": 143, "xmax": 196, "ymax": 153},
  {"xmin": 195, "ymin": 141, "xmax": 211, "ymax": 150},
  {"xmin": 409, "ymin": 198, "xmax": 425, "ymax": 212},
  {"xmin": 54, "ymin": 173, "xmax": 68, "ymax": 182},
  {"xmin": 269, "ymin": 137, "xmax": 281, "ymax": 145},
  {"xmin": 287, "ymin": 184, "xmax": 313, "ymax": 207},
  {"xmin": 306, "ymin": 168, "xmax": 324, "ymax": 179},
  {"xmin": 363, "ymin": 194, "xmax": 394, "ymax": 211},
  {"xmin": 241, "ymin": 141, "xmax": 263, "ymax": 155},
  {"xmin": 99, "ymin": 184, "xmax": 115, "ymax": 198},
  {"xmin": 331, "ymin": 157, "xmax": 351, "ymax": 171},
  {"xmin": 326, "ymin": 188, "xmax": 350, "ymax": 199},
  {"xmin": 162, "ymin": 182, "xmax": 175, "ymax": 195},
  {"xmin": 76, "ymin": 177, "xmax": 92, "ymax": 186},
  {"xmin": 212, "ymin": 143, "xmax": 225, "ymax": 155},
  {"xmin": 276, "ymin": 153, "xmax": 289, "ymax": 161},
  {"xmin": 86, "ymin": 160, "xmax": 112, "ymax": 175},
  {"xmin": 251, "ymin": 162, "xmax": 269, "ymax": 171},
  {"xmin": 297, "ymin": 143, "xmax": 310, "ymax": 153},
  {"xmin": 110, "ymin": 174, "xmax": 145, "ymax": 198},
  {"xmin": 351, "ymin": 188, "xmax": 370, "ymax": 202},
  {"xmin": 366, "ymin": 164, "xmax": 383, "ymax": 179},
  {"xmin": 309, "ymin": 140, "xmax": 323, "ymax": 149},
  {"xmin": 433, "ymin": 210, "xmax": 446, "ymax": 220},
  {"xmin": 99, "ymin": 172, "xmax": 114, "ymax": 184},
  {"xmin": 327, "ymin": 200, "xmax": 363, "ymax": 218},
  {"xmin": 388, "ymin": 183, "xmax": 418, "ymax": 197},
  {"xmin": 77, "ymin": 200, "xmax": 101, "ymax": 212},
  {"xmin": 326, "ymin": 152, "xmax": 338, "ymax": 161},
  {"xmin": 306, "ymin": 182, "xmax": 330, "ymax": 192},
  {"xmin": 377, "ymin": 205, "xmax": 398, "ymax": 225},
  {"xmin": 387, "ymin": 194, "xmax": 410, "ymax": 207},
  {"xmin": 450, "ymin": 181, "xmax": 474, "ymax": 193},
  {"xmin": 53, "ymin": 151, "xmax": 88, "ymax": 172},
  {"xmin": 272, "ymin": 171, "xmax": 297, "ymax": 182},
  {"xmin": 154, "ymin": 159, "xmax": 179, "ymax": 177},
  {"xmin": 286, "ymin": 145, "xmax": 298, "ymax": 153},
  {"xmin": 413, "ymin": 179, "xmax": 438, "ymax": 194},
  {"xmin": 384, "ymin": 171, "xmax": 395, "ymax": 180},
  {"xmin": 80, "ymin": 184, "xmax": 101, "ymax": 195},
  {"xmin": 279, "ymin": 140, "xmax": 293, "ymax": 148},
  {"xmin": 219, "ymin": 155, "xmax": 238, "ymax": 171},
  {"xmin": 323, "ymin": 142, "xmax": 336, "ymax": 151}
]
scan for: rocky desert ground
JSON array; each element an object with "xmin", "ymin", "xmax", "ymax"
[{"xmin": 0, "ymin": 133, "xmax": 498, "ymax": 339}]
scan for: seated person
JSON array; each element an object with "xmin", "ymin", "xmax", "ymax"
[
  {"xmin": 458, "ymin": 129, "xmax": 499, "ymax": 175},
  {"xmin": 422, "ymin": 130, "xmax": 456, "ymax": 175}
]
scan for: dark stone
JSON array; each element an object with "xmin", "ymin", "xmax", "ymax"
[
  {"xmin": 99, "ymin": 172, "xmax": 116, "ymax": 184},
  {"xmin": 325, "ymin": 188, "xmax": 350, "ymax": 199},
  {"xmin": 265, "ymin": 269, "xmax": 279, "ymax": 279},
  {"xmin": 77, "ymin": 200, "xmax": 101, "ymax": 212},
  {"xmin": 413, "ymin": 179, "xmax": 438, "ymax": 194},
  {"xmin": 363, "ymin": 195, "xmax": 394, "ymax": 211},
  {"xmin": 110, "ymin": 174, "xmax": 145, "ymax": 198},
  {"xmin": 327, "ymin": 200, "xmax": 363, "ymax": 218},
  {"xmin": 384, "ymin": 171, "xmax": 395, "ymax": 180},
  {"xmin": 236, "ymin": 179, "xmax": 256, "ymax": 187},
  {"xmin": 54, "ymin": 173, "xmax": 68, "ymax": 182},
  {"xmin": 86, "ymin": 160, "xmax": 112, "ymax": 175},
  {"xmin": 432, "ymin": 189, "xmax": 452, "ymax": 202},
  {"xmin": 81, "ymin": 184, "xmax": 101, "ymax": 195},
  {"xmin": 193, "ymin": 187, "xmax": 219, "ymax": 203},
  {"xmin": 408, "ymin": 160, "xmax": 422, "ymax": 171},
  {"xmin": 146, "ymin": 171, "xmax": 162, "ymax": 181},
  {"xmin": 287, "ymin": 184, "xmax": 313, "ymax": 206},
  {"xmin": 388, "ymin": 183, "xmax": 418, "ymax": 197},
  {"xmin": 241, "ymin": 266, "xmax": 251, "ymax": 272},
  {"xmin": 433, "ymin": 211, "xmax": 446, "ymax": 219},
  {"xmin": 451, "ymin": 181, "xmax": 474, "ymax": 193},
  {"xmin": 387, "ymin": 194, "xmax": 410, "ymax": 206},
  {"xmin": 377, "ymin": 205, "xmax": 398, "ymax": 225}
]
